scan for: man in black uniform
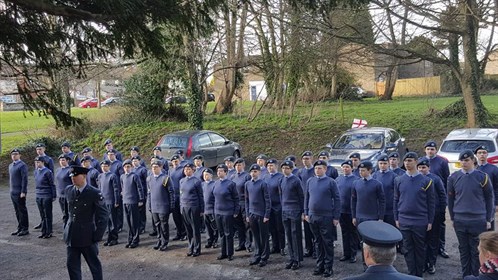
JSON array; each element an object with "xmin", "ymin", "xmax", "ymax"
[{"xmin": 64, "ymin": 166, "xmax": 108, "ymax": 280}]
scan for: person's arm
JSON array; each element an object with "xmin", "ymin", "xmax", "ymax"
[
  {"xmin": 393, "ymin": 177, "xmax": 400, "ymax": 226},
  {"xmin": 426, "ymin": 179, "xmax": 435, "ymax": 230},
  {"xmin": 331, "ymin": 181, "xmax": 341, "ymax": 223},
  {"xmin": 447, "ymin": 175, "xmax": 455, "ymax": 221},
  {"xmin": 482, "ymin": 174, "xmax": 494, "ymax": 226},
  {"xmin": 197, "ymin": 180, "xmax": 204, "ymax": 214},
  {"xmin": 20, "ymin": 163, "xmax": 28, "ymax": 195},
  {"xmin": 93, "ymin": 191, "xmax": 109, "ymax": 242},
  {"xmin": 47, "ymin": 170, "xmax": 56, "ymax": 199},
  {"xmin": 231, "ymin": 182, "xmax": 239, "ymax": 216},
  {"xmin": 351, "ymin": 184, "xmax": 357, "ymax": 219},
  {"xmin": 377, "ymin": 181, "xmax": 386, "ymax": 219},
  {"xmin": 112, "ymin": 175, "xmax": 120, "ymax": 206},
  {"xmin": 263, "ymin": 182, "xmax": 271, "ymax": 221},
  {"xmin": 297, "ymin": 178, "xmax": 305, "ymax": 214}
]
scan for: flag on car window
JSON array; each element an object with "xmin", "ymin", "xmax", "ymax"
[{"xmin": 352, "ymin": 118, "xmax": 368, "ymax": 128}]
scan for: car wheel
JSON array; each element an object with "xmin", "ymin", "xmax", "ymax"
[
  {"xmin": 233, "ymin": 150, "xmax": 241, "ymax": 158},
  {"xmin": 86, "ymin": 105, "xmax": 90, "ymax": 108}
]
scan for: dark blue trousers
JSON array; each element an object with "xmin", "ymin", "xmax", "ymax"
[
  {"xmin": 426, "ymin": 211, "xmax": 443, "ymax": 266},
  {"xmin": 269, "ymin": 209, "xmax": 285, "ymax": 251},
  {"xmin": 215, "ymin": 214, "xmax": 235, "ymax": 257},
  {"xmin": 106, "ymin": 204, "xmax": 119, "ymax": 242},
  {"xmin": 204, "ymin": 213, "xmax": 218, "ymax": 245},
  {"xmin": 454, "ymin": 219, "xmax": 487, "ymax": 277},
  {"xmin": 303, "ymin": 220, "xmax": 315, "ymax": 254},
  {"xmin": 400, "ymin": 224, "xmax": 427, "ymax": 277},
  {"xmin": 249, "ymin": 214, "xmax": 270, "ymax": 262},
  {"xmin": 11, "ymin": 194, "xmax": 29, "ymax": 231},
  {"xmin": 124, "ymin": 203, "xmax": 140, "ymax": 245},
  {"xmin": 152, "ymin": 212, "xmax": 170, "ymax": 246},
  {"xmin": 233, "ymin": 206, "xmax": 251, "ymax": 248},
  {"xmin": 309, "ymin": 215, "xmax": 335, "ymax": 270},
  {"xmin": 182, "ymin": 206, "xmax": 202, "ymax": 254},
  {"xmin": 172, "ymin": 198, "xmax": 185, "ymax": 238},
  {"xmin": 36, "ymin": 197, "xmax": 53, "ymax": 236},
  {"xmin": 283, "ymin": 210, "xmax": 303, "ymax": 262},
  {"xmin": 339, "ymin": 213, "xmax": 358, "ymax": 259},
  {"xmin": 66, "ymin": 243, "xmax": 102, "ymax": 280}
]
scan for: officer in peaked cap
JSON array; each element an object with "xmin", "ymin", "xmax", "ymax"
[
  {"xmin": 343, "ymin": 221, "xmax": 421, "ymax": 280},
  {"xmin": 64, "ymin": 165, "xmax": 108, "ymax": 280}
]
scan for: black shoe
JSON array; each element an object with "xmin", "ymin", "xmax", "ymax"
[
  {"xmin": 159, "ymin": 245, "xmax": 168, "ymax": 251},
  {"xmin": 34, "ymin": 224, "xmax": 42, "ymax": 230},
  {"xmin": 217, "ymin": 255, "xmax": 228, "ymax": 260},
  {"xmin": 250, "ymin": 259, "xmax": 260, "ymax": 266},
  {"xmin": 17, "ymin": 230, "xmax": 29, "ymax": 236},
  {"xmin": 285, "ymin": 262, "xmax": 293, "ymax": 269},
  {"xmin": 270, "ymin": 248, "xmax": 278, "ymax": 254},
  {"xmin": 153, "ymin": 243, "xmax": 161, "ymax": 250},
  {"xmin": 192, "ymin": 252, "xmax": 200, "ymax": 257},
  {"xmin": 349, "ymin": 256, "xmax": 357, "ymax": 263},
  {"xmin": 187, "ymin": 252, "xmax": 193, "ymax": 256},
  {"xmin": 427, "ymin": 265, "xmax": 436, "ymax": 274},
  {"xmin": 129, "ymin": 243, "xmax": 138, "ymax": 249},
  {"xmin": 339, "ymin": 256, "xmax": 350, "ymax": 261},
  {"xmin": 439, "ymin": 250, "xmax": 449, "ymax": 259},
  {"xmin": 103, "ymin": 241, "xmax": 110, "ymax": 246},
  {"xmin": 38, "ymin": 234, "xmax": 45, "ymax": 238},
  {"xmin": 228, "ymin": 255, "xmax": 234, "ymax": 261},
  {"xmin": 139, "ymin": 229, "xmax": 145, "ymax": 234},
  {"xmin": 125, "ymin": 244, "xmax": 131, "ymax": 248},
  {"xmin": 108, "ymin": 240, "xmax": 118, "ymax": 246},
  {"xmin": 43, "ymin": 233, "xmax": 53, "ymax": 239},
  {"xmin": 291, "ymin": 262, "xmax": 301, "ymax": 270},
  {"xmin": 205, "ymin": 243, "xmax": 212, "ymax": 249},
  {"xmin": 259, "ymin": 260, "xmax": 267, "ymax": 267},
  {"xmin": 212, "ymin": 242, "xmax": 218, "ymax": 248},
  {"xmin": 180, "ymin": 236, "xmax": 187, "ymax": 241},
  {"xmin": 11, "ymin": 230, "xmax": 20, "ymax": 236},
  {"xmin": 323, "ymin": 268, "xmax": 333, "ymax": 278},
  {"xmin": 149, "ymin": 231, "xmax": 158, "ymax": 237},
  {"xmin": 235, "ymin": 246, "xmax": 246, "ymax": 252},
  {"xmin": 313, "ymin": 267, "xmax": 325, "ymax": 276},
  {"xmin": 246, "ymin": 247, "xmax": 252, "ymax": 252},
  {"xmin": 172, "ymin": 236, "xmax": 182, "ymax": 241},
  {"xmin": 280, "ymin": 249, "xmax": 286, "ymax": 256},
  {"xmin": 304, "ymin": 251, "xmax": 313, "ymax": 258}
]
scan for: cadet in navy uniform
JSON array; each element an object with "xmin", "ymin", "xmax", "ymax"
[
  {"xmin": 256, "ymin": 154, "xmax": 269, "ymax": 177},
  {"xmin": 98, "ymin": 160, "xmax": 120, "ymax": 247},
  {"xmin": 352, "ymin": 161, "xmax": 386, "ymax": 226},
  {"xmin": 55, "ymin": 154, "xmax": 73, "ymax": 225},
  {"xmin": 202, "ymin": 168, "xmax": 218, "ymax": 249},
  {"xmin": 81, "ymin": 156, "xmax": 100, "ymax": 188},
  {"xmin": 231, "ymin": 158, "xmax": 253, "ymax": 252},
  {"xmin": 389, "ymin": 152, "xmax": 405, "ymax": 176},
  {"xmin": 279, "ymin": 160, "xmax": 304, "ymax": 270},
  {"xmin": 34, "ymin": 156, "xmax": 56, "ymax": 238},
  {"xmin": 169, "ymin": 154, "xmax": 187, "ymax": 241},
  {"xmin": 62, "ymin": 142, "xmax": 80, "ymax": 166},
  {"xmin": 180, "ymin": 163, "xmax": 204, "ymax": 256},
  {"xmin": 337, "ymin": 160, "xmax": 360, "ymax": 263},
  {"xmin": 285, "ymin": 155, "xmax": 300, "ymax": 175},
  {"xmin": 373, "ymin": 154, "xmax": 398, "ymax": 227},
  {"xmin": 448, "ymin": 150, "xmax": 494, "ymax": 277},
  {"xmin": 304, "ymin": 160, "xmax": 341, "ymax": 278},
  {"xmin": 423, "ymin": 140, "xmax": 450, "ymax": 259},
  {"xmin": 36, "ymin": 143, "xmax": 54, "ymax": 173},
  {"xmin": 245, "ymin": 164, "xmax": 271, "ymax": 267},
  {"xmin": 121, "ymin": 159, "xmax": 144, "ymax": 248},
  {"xmin": 132, "ymin": 156, "xmax": 148, "ymax": 234},
  {"xmin": 298, "ymin": 151, "xmax": 316, "ymax": 258},
  {"xmin": 417, "ymin": 158, "xmax": 447, "ymax": 274},
  {"xmin": 64, "ymin": 165, "xmax": 108, "ymax": 280},
  {"xmin": 193, "ymin": 155, "xmax": 207, "ymax": 181},
  {"xmin": 108, "ymin": 149, "xmax": 124, "ymax": 232},
  {"xmin": 394, "ymin": 152, "xmax": 435, "ymax": 277},
  {"xmin": 348, "ymin": 153, "xmax": 361, "ymax": 177},
  {"xmin": 152, "ymin": 146, "xmax": 169, "ymax": 173},
  {"xmin": 343, "ymin": 221, "xmax": 422, "ymax": 280},
  {"xmin": 318, "ymin": 151, "xmax": 339, "ymax": 179},
  {"xmin": 265, "ymin": 158, "xmax": 286, "ymax": 255},
  {"xmin": 9, "ymin": 148, "xmax": 30, "ymax": 236},
  {"xmin": 81, "ymin": 147, "xmax": 102, "ymax": 172},
  {"xmin": 224, "ymin": 156, "xmax": 236, "ymax": 178},
  {"xmin": 103, "ymin": 139, "xmax": 123, "ymax": 162},
  {"xmin": 148, "ymin": 160, "xmax": 174, "ymax": 251},
  {"xmin": 475, "ymin": 145, "xmax": 498, "ymax": 230},
  {"xmin": 129, "ymin": 146, "xmax": 146, "ymax": 167},
  {"xmin": 213, "ymin": 164, "xmax": 240, "ymax": 261}
]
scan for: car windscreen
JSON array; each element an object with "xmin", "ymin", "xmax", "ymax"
[
  {"xmin": 333, "ymin": 133, "xmax": 384, "ymax": 149},
  {"xmin": 160, "ymin": 136, "xmax": 189, "ymax": 149},
  {"xmin": 440, "ymin": 140, "xmax": 496, "ymax": 153}
]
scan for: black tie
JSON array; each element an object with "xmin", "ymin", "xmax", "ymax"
[
  {"xmin": 364, "ymin": 178, "xmax": 367, "ymax": 181},
  {"xmin": 76, "ymin": 189, "xmax": 81, "ymax": 196}
]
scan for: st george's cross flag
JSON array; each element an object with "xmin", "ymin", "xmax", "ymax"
[{"xmin": 352, "ymin": 118, "xmax": 368, "ymax": 128}]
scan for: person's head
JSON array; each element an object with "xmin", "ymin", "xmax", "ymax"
[
  {"xmin": 459, "ymin": 150, "xmax": 475, "ymax": 172},
  {"xmin": 10, "ymin": 149, "xmax": 21, "ymax": 161},
  {"xmin": 417, "ymin": 158, "xmax": 430, "ymax": 175},
  {"xmin": 175, "ymin": 150, "xmax": 184, "ymax": 161},
  {"xmin": 349, "ymin": 153, "xmax": 361, "ymax": 168},
  {"xmin": 100, "ymin": 160, "xmax": 111, "ymax": 173},
  {"xmin": 285, "ymin": 155, "xmax": 297, "ymax": 164},
  {"xmin": 358, "ymin": 221, "xmax": 402, "ymax": 267},
  {"xmin": 424, "ymin": 141, "xmax": 438, "ymax": 157},
  {"xmin": 341, "ymin": 160, "xmax": 353, "ymax": 175},
  {"xmin": 388, "ymin": 152, "xmax": 400, "ymax": 168},
  {"xmin": 266, "ymin": 159, "xmax": 278, "ymax": 173},
  {"xmin": 301, "ymin": 151, "xmax": 313, "ymax": 167},
  {"xmin": 107, "ymin": 149, "xmax": 117, "ymax": 161},
  {"xmin": 313, "ymin": 160, "xmax": 327, "ymax": 177},
  {"xmin": 130, "ymin": 146, "xmax": 140, "ymax": 158},
  {"xmin": 358, "ymin": 161, "xmax": 373, "ymax": 178},
  {"xmin": 217, "ymin": 164, "xmax": 228, "ymax": 179},
  {"xmin": 104, "ymin": 139, "xmax": 114, "ymax": 151},
  {"xmin": 403, "ymin": 152, "xmax": 418, "ymax": 172},
  {"xmin": 151, "ymin": 162, "xmax": 162, "ymax": 176},
  {"xmin": 478, "ymin": 231, "xmax": 498, "ymax": 266},
  {"xmin": 153, "ymin": 146, "xmax": 162, "ymax": 157},
  {"xmin": 61, "ymin": 142, "xmax": 71, "ymax": 153},
  {"xmin": 280, "ymin": 160, "xmax": 294, "ymax": 176},
  {"xmin": 131, "ymin": 156, "xmax": 141, "ymax": 168},
  {"xmin": 318, "ymin": 151, "xmax": 330, "ymax": 161},
  {"xmin": 183, "ymin": 163, "xmax": 195, "ymax": 177},
  {"xmin": 35, "ymin": 143, "xmax": 46, "ymax": 155},
  {"xmin": 123, "ymin": 160, "xmax": 133, "ymax": 174},
  {"xmin": 224, "ymin": 156, "xmax": 235, "ymax": 169},
  {"xmin": 81, "ymin": 147, "xmax": 93, "ymax": 157},
  {"xmin": 377, "ymin": 155, "xmax": 389, "ymax": 171},
  {"xmin": 81, "ymin": 156, "xmax": 92, "ymax": 169},
  {"xmin": 234, "ymin": 158, "xmax": 245, "ymax": 172},
  {"xmin": 70, "ymin": 165, "xmax": 89, "ymax": 187},
  {"xmin": 249, "ymin": 164, "xmax": 261, "ymax": 180},
  {"xmin": 34, "ymin": 156, "xmax": 46, "ymax": 169},
  {"xmin": 203, "ymin": 168, "xmax": 214, "ymax": 182},
  {"xmin": 193, "ymin": 155, "xmax": 204, "ymax": 167},
  {"xmin": 256, "ymin": 154, "xmax": 267, "ymax": 168},
  {"xmin": 475, "ymin": 146, "xmax": 489, "ymax": 164},
  {"xmin": 171, "ymin": 155, "xmax": 180, "ymax": 167}
]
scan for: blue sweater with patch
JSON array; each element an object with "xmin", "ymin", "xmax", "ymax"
[
  {"xmin": 148, "ymin": 173, "xmax": 174, "ymax": 214},
  {"xmin": 55, "ymin": 166, "xmax": 73, "ymax": 197},
  {"xmin": 373, "ymin": 170, "xmax": 397, "ymax": 215},
  {"xmin": 231, "ymin": 171, "xmax": 251, "ymax": 207},
  {"xmin": 279, "ymin": 174, "xmax": 304, "ymax": 213},
  {"xmin": 264, "ymin": 172, "xmax": 284, "ymax": 211},
  {"xmin": 120, "ymin": 172, "xmax": 144, "ymax": 204},
  {"xmin": 34, "ymin": 167, "xmax": 56, "ymax": 199},
  {"xmin": 179, "ymin": 176, "xmax": 204, "ymax": 212},
  {"xmin": 304, "ymin": 176, "xmax": 341, "ymax": 219},
  {"xmin": 203, "ymin": 180, "xmax": 216, "ymax": 214},
  {"xmin": 394, "ymin": 173, "xmax": 435, "ymax": 226},
  {"xmin": 213, "ymin": 179, "xmax": 239, "ymax": 216},
  {"xmin": 98, "ymin": 172, "xmax": 120, "ymax": 205},
  {"xmin": 245, "ymin": 178, "xmax": 271, "ymax": 219},
  {"xmin": 336, "ymin": 174, "xmax": 359, "ymax": 214},
  {"xmin": 352, "ymin": 177, "xmax": 386, "ymax": 220},
  {"xmin": 9, "ymin": 160, "xmax": 28, "ymax": 195}
]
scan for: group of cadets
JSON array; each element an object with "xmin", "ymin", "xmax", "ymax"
[{"xmin": 7, "ymin": 138, "xmax": 498, "ymax": 279}]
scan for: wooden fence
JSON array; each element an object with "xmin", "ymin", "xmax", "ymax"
[{"xmin": 376, "ymin": 76, "xmax": 441, "ymax": 97}]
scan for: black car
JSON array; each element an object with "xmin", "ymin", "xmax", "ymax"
[
  {"xmin": 165, "ymin": 93, "xmax": 215, "ymax": 104},
  {"xmin": 325, "ymin": 127, "xmax": 408, "ymax": 173},
  {"xmin": 156, "ymin": 130, "xmax": 242, "ymax": 167}
]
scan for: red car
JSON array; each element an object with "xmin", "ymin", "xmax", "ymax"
[{"xmin": 78, "ymin": 98, "xmax": 99, "ymax": 108}]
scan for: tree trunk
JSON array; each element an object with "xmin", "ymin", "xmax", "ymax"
[
  {"xmin": 380, "ymin": 64, "xmax": 398, "ymax": 100},
  {"xmin": 183, "ymin": 35, "xmax": 203, "ymax": 130}
]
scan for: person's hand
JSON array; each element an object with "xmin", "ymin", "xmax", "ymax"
[
  {"xmin": 487, "ymin": 222, "xmax": 492, "ymax": 230},
  {"xmin": 20, "ymin": 193, "xmax": 26, "ymax": 198},
  {"xmin": 138, "ymin": 202, "xmax": 143, "ymax": 207},
  {"xmin": 115, "ymin": 203, "xmax": 119, "ymax": 208},
  {"xmin": 378, "ymin": 219, "xmax": 383, "ymax": 222},
  {"xmin": 263, "ymin": 218, "xmax": 269, "ymax": 223},
  {"xmin": 302, "ymin": 214, "xmax": 306, "ymax": 221},
  {"xmin": 233, "ymin": 214, "xmax": 238, "ymax": 218},
  {"xmin": 395, "ymin": 221, "xmax": 400, "ymax": 228},
  {"xmin": 305, "ymin": 215, "xmax": 310, "ymax": 222},
  {"xmin": 352, "ymin": 218, "xmax": 357, "ymax": 226},
  {"xmin": 246, "ymin": 217, "xmax": 250, "ymax": 223},
  {"xmin": 200, "ymin": 212, "xmax": 204, "ymax": 217},
  {"xmin": 333, "ymin": 219, "xmax": 339, "ymax": 226},
  {"xmin": 427, "ymin": 223, "xmax": 432, "ymax": 231}
]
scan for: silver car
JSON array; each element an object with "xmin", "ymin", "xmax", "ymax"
[{"xmin": 438, "ymin": 128, "xmax": 498, "ymax": 174}]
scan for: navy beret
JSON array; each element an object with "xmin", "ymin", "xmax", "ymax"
[
  {"xmin": 318, "ymin": 151, "xmax": 330, "ymax": 157},
  {"xmin": 266, "ymin": 158, "xmax": 278, "ymax": 165},
  {"xmin": 358, "ymin": 161, "xmax": 373, "ymax": 169},
  {"xmin": 193, "ymin": 155, "xmax": 204, "ymax": 160},
  {"xmin": 403, "ymin": 152, "xmax": 418, "ymax": 160},
  {"xmin": 150, "ymin": 159, "xmax": 163, "ymax": 166},
  {"xmin": 106, "ymin": 149, "xmax": 117, "ymax": 154},
  {"xmin": 301, "ymin": 151, "xmax": 313, "ymax": 158},
  {"xmin": 122, "ymin": 159, "xmax": 132, "ymax": 166},
  {"xmin": 475, "ymin": 145, "xmax": 488, "ymax": 154},
  {"xmin": 35, "ymin": 143, "xmax": 46, "ymax": 148},
  {"xmin": 249, "ymin": 164, "xmax": 261, "ymax": 171},
  {"xmin": 349, "ymin": 153, "xmax": 361, "ymax": 159},
  {"xmin": 183, "ymin": 162, "xmax": 195, "ymax": 169},
  {"xmin": 58, "ymin": 154, "xmax": 71, "ymax": 160},
  {"xmin": 34, "ymin": 156, "xmax": 46, "ymax": 163},
  {"xmin": 130, "ymin": 146, "xmax": 140, "ymax": 152},
  {"xmin": 285, "ymin": 155, "xmax": 297, "ymax": 162},
  {"xmin": 216, "ymin": 164, "xmax": 228, "ymax": 171},
  {"xmin": 81, "ymin": 156, "xmax": 92, "ymax": 162},
  {"xmin": 224, "ymin": 156, "xmax": 235, "ymax": 162},
  {"xmin": 313, "ymin": 160, "xmax": 328, "ymax": 167},
  {"xmin": 424, "ymin": 140, "xmax": 437, "ymax": 148},
  {"xmin": 61, "ymin": 141, "xmax": 71, "ymax": 148},
  {"xmin": 131, "ymin": 155, "xmax": 141, "ymax": 161},
  {"xmin": 341, "ymin": 160, "xmax": 353, "ymax": 167},
  {"xmin": 459, "ymin": 150, "xmax": 474, "ymax": 161},
  {"xmin": 100, "ymin": 159, "xmax": 111, "ymax": 166},
  {"xmin": 417, "ymin": 158, "xmax": 430, "ymax": 167},
  {"xmin": 175, "ymin": 149, "xmax": 184, "ymax": 156},
  {"xmin": 81, "ymin": 147, "xmax": 92, "ymax": 153},
  {"xmin": 388, "ymin": 152, "xmax": 400, "ymax": 159},
  {"xmin": 104, "ymin": 139, "xmax": 112, "ymax": 146},
  {"xmin": 378, "ymin": 154, "xmax": 389, "ymax": 162},
  {"xmin": 358, "ymin": 221, "xmax": 402, "ymax": 247},
  {"xmin": 10, "ymin": 148, "xmax": 21, "ymax": 154},
  {"xmin": 280, "ymin": 160, "xmax": 294, "ymax": 168},
  {"xmin": 69, "ymin": 165, "xmax": 89, "ymax": 177},
  {"xmin": 256, "ymin": 154, "xmax": 268, "ymax": 160},
  {"xmin": 153, "ymin": 146, "xmax": 162, "ymax": 152},
  {"xmin": 234, "ymin": 158, "xmax": 245, "ymax": 165},
  {"xmin": 170, "ymin": 155, "xmax": 180, "ymax": 161},
  {"xmin": 203, "ymin": 168, "xmax": 214, "ymax": 175}
]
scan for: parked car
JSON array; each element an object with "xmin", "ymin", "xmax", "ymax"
[
  {"xmin": 438, "ymin": 128, "xmax": 498, "ymax": 174},
  {"xmin": 78, "ymin": 98, "xmax": 99, "ymax": 108},
  {"xmin": 325, "ymin": 127, "xmax": 408, "ymax": 174},
  {"xmin": 207, "ymin": 93, "xmax": 215, "ymax": 102},
  {"xmin": 156, "ymin": 130, "xmax": 242, "ymax": 167},
  {"xmin": 350, "ymin": 86, "xmax": 367, "ymax": 98},
  {"xmin": 102, "ymin": 97, "xmax": 122, "ymax": 107},
  {"xmin": 165, "ymin": 95, "xmax": 187, "ymax": 104}
]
